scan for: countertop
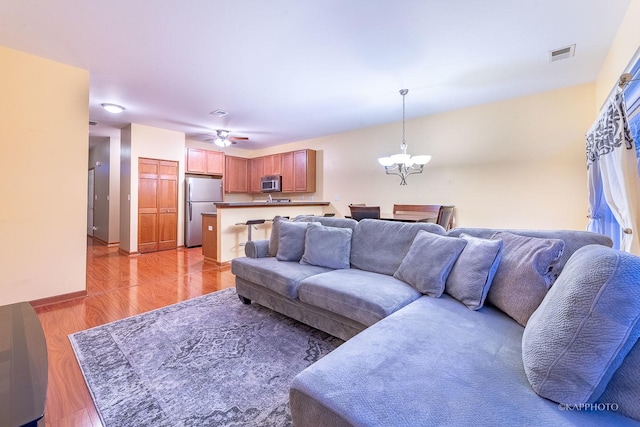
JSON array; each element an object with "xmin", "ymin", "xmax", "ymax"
[{"xmin": 214, "ymin": 201, "xmax": 329, "ymax": 208}]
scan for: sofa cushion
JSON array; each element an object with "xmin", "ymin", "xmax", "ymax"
[
  {"xmin": 487, "ymin": 231, "xmax": 564, "ymax": 326},
  {"xmin": 298, "ymin": 269, "xmax": 421, "ymax": 326},
  {"xmin": 522, "ymin": 245, "xmax": 640, "ymax": 404},
  {"xmin": 598, "ymin": 340, "xmax": 640, "ymax": 421},
  {"xmin": 393, "ymin": 231, "xmax": 467, "ymax": 297},
  {"xmin": 269, "ymin": 216, "xmax": 357, "ymax": 258},
  {"xmin": 448, "ymin": 227, "xmax": 612, "ymax": 279},
  {"xmin": 445, "ymin": 233, "xmax": 503, "ymax": 310},
  {"xmin": 231, "ymin": 257, "xmax": 333, "ymax": 300},
  {"xmin": 350, "ymin": 219, "xmax": 447, "ymax": 276},
  {"xmin": 300, "ymin": 224, "xmax": 352, "ymax": 270},
  {"xmin": 276, "ymin": 221, "xmax": 317, "ymax": 262},
  {"xmin": 291, "ymin": 295, "xmax": 638, "ymax": 426}
]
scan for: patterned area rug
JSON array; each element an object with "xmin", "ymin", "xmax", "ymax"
[{"xmin": 69, "ymin": 288, "xmax": 342, "ymax": 426}]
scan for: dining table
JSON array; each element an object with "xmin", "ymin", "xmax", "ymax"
[{"xmin": 379, "ymin": 213, "xmax": 437, "ymax": 223}]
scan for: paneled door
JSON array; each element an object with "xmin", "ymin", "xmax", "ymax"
[{"xmin": 138, "ymin": 158, "xmax": 178, "ymax": 253}]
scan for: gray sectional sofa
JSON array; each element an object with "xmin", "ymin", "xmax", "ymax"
[{"xmin": 231, "ymin": 217, "xmax": 640, "ymax": 426}]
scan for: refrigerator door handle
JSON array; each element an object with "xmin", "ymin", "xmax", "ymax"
[{"xmin": 188, "ymin": 201, "xmax": 193, "ymax": 221}]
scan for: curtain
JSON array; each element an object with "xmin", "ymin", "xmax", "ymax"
[{"xmin": 586, "ymin": 91, "xmax": 640, "ymax": 253}]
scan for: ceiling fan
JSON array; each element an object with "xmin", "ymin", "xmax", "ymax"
[{"xmin": 205, "ymin": 129, "xmax": 249, "ymax": 147}]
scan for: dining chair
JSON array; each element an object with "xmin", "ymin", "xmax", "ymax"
[
  {"xmin": 349, "ymin": 205, "xmax": 380, "ymax": 221},
  {"xmin": 436, "ymin": 205, "xmax": 455, "ymax": 231}
]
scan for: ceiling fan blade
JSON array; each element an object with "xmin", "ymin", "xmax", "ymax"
[{"xmin": 229, "ymin": 136, "xmax": 249, "ymax": 140}]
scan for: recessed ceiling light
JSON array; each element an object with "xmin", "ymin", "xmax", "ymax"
[
  {"xmin": 210, "ymin": 109, "xmax": 229, "ymax": 117},
  {"xmin": 101, "ymin": 103, "xmax": 126, "ymax": 113}
]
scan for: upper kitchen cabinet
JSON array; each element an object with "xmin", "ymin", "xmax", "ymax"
[
  {"xmin": 281, "ymin": 149, "xmax": 316, "ymax": 193},
  {"xmin": 263, "ymin": 153, "xmax": 282, "ymax": 176},
  {"xmin": 224, "ymin": 155, "xmax": 249, "ymax": 193},
  {"xmin": 186, "ymin": 148, "xmax": 224, "ymax": 175},
  {"xmin": 249, "ymin": 157, "xmax": 265, "ymax": 194}
]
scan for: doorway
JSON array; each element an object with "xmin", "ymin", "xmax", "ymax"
[{"xmin": 87, "ymin": 168, "xmax": 95, "ymax": 236}]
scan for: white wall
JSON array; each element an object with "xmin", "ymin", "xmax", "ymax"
[{"xmin": 0, "ymin": 46, "xmax": 89, "ymax": 304}]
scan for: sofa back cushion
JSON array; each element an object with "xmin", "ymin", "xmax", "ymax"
[
  {"xmin": 448, "ymin": 228, "xmax": 613, "ymax": 279},
  {"xmin": 598, "ymin": 339, "xmax": 640, "ymax": 421},
  {"xmin": 522, "ymin": 245, "xmax": 640, "ymax": 405},
  {"xmin": 350, "ymin": 219, "xmax": 446, "ymax": 275}
]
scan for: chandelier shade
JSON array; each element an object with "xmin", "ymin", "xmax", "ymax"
[{"xmin": 378, "ymin": 89, "xmax": 431, "ymax": 185}]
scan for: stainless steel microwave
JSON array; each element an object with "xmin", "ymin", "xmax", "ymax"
[{"xmin": 260, "ymin": 175, "xmax": 282, "ymax": 193}]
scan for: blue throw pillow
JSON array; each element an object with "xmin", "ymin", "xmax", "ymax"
[
  {"xmin": 445, "ymin": 234, "xmax": 503, "ymax": 310},
  {"xmin": 393, "ymin": 230, "xmax": 467, "ymax": 297},
  {"xmin": 522, "ymin": 245, "xmax": 640, "ymax": 404},
  {"xmin": 300, "ymin": 225, "xmax": 352, "ymax": 269}
]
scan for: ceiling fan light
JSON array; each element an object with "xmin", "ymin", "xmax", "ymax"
[
  {"xmin": 213, "ymin": 137, "xmax": 230, "ymax": 147},
  {"xmin": 412, "ymin": 155, "xmax": 432, "ymax": 165}
]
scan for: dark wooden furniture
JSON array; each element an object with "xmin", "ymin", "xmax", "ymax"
[
  {"xmin": 380, "ymin": 212, "xmax": 437, "ymax": 223},
  {"xmin": 0, "ymin": 302, "xmax": 48, "ymax": 427},
  {"xmin": 393, "ymin": 204, "xmax": 455, "ymax": 230},
  {"xmin": 349, "ymin": 205, "xmax": 381, "ymax": 221}
]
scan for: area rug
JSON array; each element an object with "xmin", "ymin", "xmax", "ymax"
[{"xmin": 69, "ymin": 288, "xmax": 342, "ymax": 426}]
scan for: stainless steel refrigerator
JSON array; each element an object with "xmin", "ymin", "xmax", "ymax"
[{"xmin": 185, "ymin": 176, "xmax": 223, "ymax": 248}]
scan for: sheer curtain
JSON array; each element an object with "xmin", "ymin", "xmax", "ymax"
[{"xmin": 586, "ymin": 91, "xmax": 640, "ymax": 253}]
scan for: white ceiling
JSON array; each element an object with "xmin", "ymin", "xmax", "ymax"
[{"xmin": 0, "ymin": 0, "xmax": 631, "ymax": 149}]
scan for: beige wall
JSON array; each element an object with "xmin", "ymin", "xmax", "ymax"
[
  {"xmin": 0, "ymin": 46, "xmax": 89, "ymax": 305},
  {"xmin": 249, "ymin": 84, "xmax": 595, "ymax": 230},
  {"xmin": 595, "ymin": 0, "xmax": 640, "ymax": 108},
  {"xmin": 120, "ymin": 124, "xmax": 186, "ymax": 253}
]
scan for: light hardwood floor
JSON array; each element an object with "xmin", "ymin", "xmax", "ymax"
[{"xmin": 35, "ymin": 239, "xmax": 235, "ymax": 427}]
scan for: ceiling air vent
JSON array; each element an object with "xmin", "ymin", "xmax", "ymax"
[
  {"xmin": 210, "ymin": 109, "xmax": 228, "ymax": 117},
  {"xmin": 549, "ymin": 44, "xmax": 575, "ymax": 63}
]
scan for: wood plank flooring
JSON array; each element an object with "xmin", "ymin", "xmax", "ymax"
[{"xmin": 35, "ymin": 239, "xmax": 235, "ymax": 427}]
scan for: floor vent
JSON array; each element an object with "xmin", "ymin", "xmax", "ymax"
[{"xmin": 549, "ymin": 44, "xmax": 576, "ymax": 62}]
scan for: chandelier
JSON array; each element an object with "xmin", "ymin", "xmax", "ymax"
[{"xmin": 378, "ymin": 89, "xmax": 431, "ymax": 185}]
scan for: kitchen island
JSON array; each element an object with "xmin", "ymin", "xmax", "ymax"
[{"xmin": 203, "ymin": 201, "xmax": 330, "ymax": 265}]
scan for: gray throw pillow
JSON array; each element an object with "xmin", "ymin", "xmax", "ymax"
[
  {"xmin": 522, "ymin": 245, "xmax": 640, "ymax": 404},
  {"xmin": 445, "ymin": 233, "xmax": 503, "ymax": 310},
  {"xmin": 393, "ymin": 230, "xmax": 467, "ymax": 297},
  {"xmin": 268, "ymin": 215, "xmax": 286, "ymax": 257},
  {"xmin": 487, "ymin": 231, "xmax": 564, "ymax": 326},
  {"xmin": 276, "ymin": 221, "xmax": 315, "ymax": 262},
  {"xmin": 300, "ymin": 225, "xmax": 352, "ymax": 269}
]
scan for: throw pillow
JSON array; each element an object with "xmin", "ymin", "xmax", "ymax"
[
  {"xmin": 268, "ymin": 215, "xmax": 286, "ymax": 257},
  {"xmin": 487, "ymin": 231, "xmax": 564, "ymax": 326},
  {"xmin": 445, "ymin": 233, "xmax": 503, "ymax": 310},
  {"xmin": 276, "ymin": 221, "xmax": 316, "ymax": 262},
  {"xmin": 300, "ymin": 225, "xmax": 353, "ymax": 269},
  {"xmin": 393, "ymin": 230, "xmax": 467, "ymax": 297},
  {"xmin": 522, "ymin": 244, "xmax": 640, "ymax": 404}
]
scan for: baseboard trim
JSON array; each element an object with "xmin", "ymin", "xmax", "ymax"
[
  {"xmin": 30, "ymin": 290, "xmax": 88, "ymax": 308},
  {"xmin": 118, "ymin": 248, "xmax": 139, "ymax": 256},
  {"xmin": 204, "ymin": 257, "xmax": 231, "ymax": 268}
]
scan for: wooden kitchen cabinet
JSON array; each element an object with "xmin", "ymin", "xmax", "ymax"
[
  {"xmin": 186, "ymin": 148, "xmax": 224, "ymax": 175},
  {"xmin": 280, "ymin": 149, "xmax": 316, "ymax": 193},
  {"xmin": 263, "ymin": 153, "xmax": 282, "ymax": 175},
  {"xmin": 281, "ymin": 151, "xmax": 294, "ymax": 192},
  {"xmin": 206, "ymin": 150, "xmax": 224, "ymax": 175},
  {"xmin": 249, "ymin": 157, "xmax": 265, "ymax": 193},
  {"xmin": 224, "ymin": 156, "xmax": 249, "ymax": 193}
]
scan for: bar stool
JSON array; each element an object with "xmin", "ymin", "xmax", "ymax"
[{"xmin": 236, "ymin": 219, "xmax": 266, "ymax": 245}]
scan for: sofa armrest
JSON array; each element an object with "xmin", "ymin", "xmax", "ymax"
[{"xmin": 245, "ymin": 239, "xmax": 270, "ymax": 258}]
